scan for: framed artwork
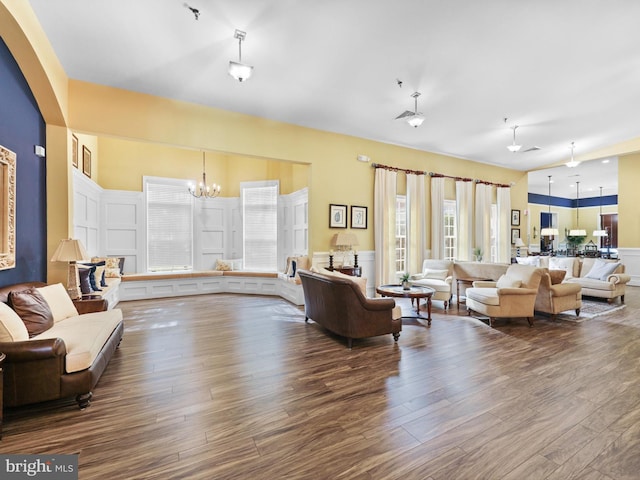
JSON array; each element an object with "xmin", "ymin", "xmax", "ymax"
[
  {"xmin": 329, "ymin": 204, "xmax": 347, "ymax": 228},
  {"xmin": 72, "ymin": 134, "xmax": 78, "ymax": 168},
  {"xmin": 511, "ymin": 228, "xmax": 521, "ymax": 245},
  {"xmin": 511, "ymin": 209, "xmax": 520, "ymax": 226},
  {"xmin": 82, "ymin": 145, "xmax": 91, "ymax": 178},
  {"xmin": 350, "ymin": 205, "xmax": 368, "ymax": 229}
]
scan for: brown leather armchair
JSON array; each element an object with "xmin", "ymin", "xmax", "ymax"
[{"xmin": 298, "ymin": 269, "xmax": 401, "ymax": 348}]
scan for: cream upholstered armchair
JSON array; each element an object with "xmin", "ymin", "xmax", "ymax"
[
  {"xmin": 465, "ymin": 264, "xmax": 544, "ymax": 327},
  {"xmin": 410, "ymin": 259, "xmax": 454, "ymax": 309},
  {"xmin": 535, "ymin": 269, "xmax": 582, "ymax": 320}
]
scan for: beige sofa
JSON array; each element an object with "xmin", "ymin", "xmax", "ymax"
[
  {"xmin": 0, "ymin": 282, "xmax": 123, "ymax": 408},
  {"xmin": 518, "ymin": 256, "xmax": 630, "ymax": 303}
]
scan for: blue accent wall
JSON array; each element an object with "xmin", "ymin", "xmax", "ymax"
[
  {"xmin": 0, "ymin": 37, "xmax": 47, "ymax": 284},
  {"xmin": 528, "ymin": 193, "xmax": 618, "ymax": 208}
]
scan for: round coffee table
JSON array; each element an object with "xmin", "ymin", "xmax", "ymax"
[{"xmin": 376, "ymin": 284, "xmax": 436, "ymax": 325}]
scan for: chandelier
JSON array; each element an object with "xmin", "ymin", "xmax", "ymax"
[
  {"xmin": 228, "ymin": 29, "xmax": 253, "ymax": 82},
  {"xmin": 189, "ymin": 152, "xmax": 221, "ymax": 199}
]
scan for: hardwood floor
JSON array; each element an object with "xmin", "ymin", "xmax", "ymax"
[{"xmin": 3, "ymin": 290, "xmax": 640, "ymax": 479}]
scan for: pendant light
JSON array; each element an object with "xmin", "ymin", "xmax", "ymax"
[
  {"xmin": 569, "ymin": 181, "xmax": 586, "ymax": 236},
  {"xmin": 507, "ymin": 125, "xmax": 522, "ymax": 152},
  {"xmin": 593, "ymin": 186, "xmax": 608, "ymax": 237},
  {"xmin": 228, "ymin": 29, "xmax": 253, "ymax": 82},
  {"xmin": 540, "ymin": 175, "xmax": 559, "ymax": 236},
  {"xmin": 189, "ymin": 152, "xmax": 221, "ymax": 199},
  {"xmin": 566, "ymin": 142, "xmax": 580, "ymax": 168}
]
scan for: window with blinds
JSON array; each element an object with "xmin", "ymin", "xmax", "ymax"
[
  {"xmin": 241, "ymin": 181, "xmax": 278, "ymax": 271},
  {"xmin": 145, "ymin": 177, "xmax": 193, "ymax": 271}
]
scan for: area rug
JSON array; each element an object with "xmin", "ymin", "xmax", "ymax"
[{"xmin": 555, "ymin": 299, "xmax": 626, "ymax": 323}]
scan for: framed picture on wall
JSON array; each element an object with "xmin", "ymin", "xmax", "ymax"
[
  {"xmin": 329, "ymin": 204, "xmax": 347, "ymax": 228},
  {"xmin": 350, "ymin": 205, "xmax": 368, "ymax": 229},
  {"xmin": 82, "ymin": 145, "xmax": 91, "ymax": 178},
  {"xmin": 72, "ymin": 134, "xmax": 78, "ymax": 168},
  {"xmin": 511, "ymin": 209, "xmax": 520, "ymax": 226},
  {"xmin": 511, "ymin": 228, "xmax": 521, "ymax": 245}
]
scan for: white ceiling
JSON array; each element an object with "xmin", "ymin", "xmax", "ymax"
[{"xmin": 28, "ymin": 0, "xmax": 640, "ymax": 195}]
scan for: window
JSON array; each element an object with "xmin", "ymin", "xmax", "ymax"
[
  {"xmin": 242, "ymin": 181, "xmax": 279, "ymax": 271},
  {"xmin": 145, "ymin": 177, "xmax": 193, "ymax": 271},
  {"xmin": 490, "ymin": 204, "xmax": 497, "ymax": 262},
  {"xmin": 395, "ymin": 195, "xmax": 406, "ymax": 275},
  {"xmin": 443, "ymin": 200, "xmax": 457, "ymax": 260}
]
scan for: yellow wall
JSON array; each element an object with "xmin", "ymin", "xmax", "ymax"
[
  {"xmin": 66, "ymin": 80, "xmax": 528, "ymax": 254},
  {"xmin": 96, "ymin": 137, "xmax": 308, "ymax": 196},
  {"xmin": 619, "ymin": 153, "xmax": 640, "ymax": 247}
]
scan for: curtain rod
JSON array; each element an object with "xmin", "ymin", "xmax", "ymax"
[{"xmin": 372, "ymin": 162, "xmax": 511, "ymax": 188}]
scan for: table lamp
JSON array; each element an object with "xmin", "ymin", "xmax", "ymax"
[
  {"xmin": 50, "ymin": 238, "xmax": 90, "ymax": 299},
  {"xmin": 514, "ymin": 237, "xmax": 525, "ymax": 257},
  {"xmin": 331, "ymin": 233, "xmax": 359, "ymax": 267}
]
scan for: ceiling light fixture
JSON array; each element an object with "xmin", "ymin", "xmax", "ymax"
[
  {"xmin": 189, "ymin": 152, "xmax": 221, "ymax": 199},
  {"xmin": 540, "ymin": 175, "xmax": 559, "ymax": 237},
  {"xmin": 507, "ymin": 125, "xmax": 522, "ymax": 152},
  {"xmin": 569, "ymin": 181, "xmax": 586, "ymax": 236},
  {"xmin": 395, "ymin": 92, "xmax": 425, "ymax": 128},
  {"xmin": 228, "ymin": 29, "xmax": 253, "ymax": 82},
  {"xmin": 593, "ymin": 186, "xmax": 608, "ymax": 237},
  {"xmin": 566, "ymin": 141, "xmax": 580, "ymax": 167}
]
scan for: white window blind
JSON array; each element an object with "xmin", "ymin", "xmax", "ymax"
[
  {"xmin": 395, "ymin": 195, "xmax": 407, "ymax": 275},
  {"xmin": 146, "ymin": 178, "xmax": 193, "ymax": 271},
  {"xmin": 242, "ymin": 181, "xmax": 278, "ymax": 271},
  {"xmin": 443, "ymin": 200, "xmax": 457, "ymax": 261}
]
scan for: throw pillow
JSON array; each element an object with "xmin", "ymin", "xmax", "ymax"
[
  {"xmin": 319, "ymin": 268, "xmax": 368, "ymax": 296},
  {"xmin": 548, "ymin": 269, "xmax": 567, "ymax": 285},
  {"xmin": 0, "ymin": 301, "xmax": 29, "ymax": 342},
  {"xmin": 79, "ymin": 261, "xmax": 105, "ymax": 291},
  {"xmin": 289, "ymin": 260, "xmax": 297, "ymax": 278},
  {"xmin": 496, "ymin": 275, "xmax": 521, "ymax": 289},
  {"xmin": 77, "ymin": 265, "xmax": 95, "ymax": 294},
  {"xmin": 516, "ymin": 256, "xmax": 540, "ymax": 266},
  {"xmin": 585, "ymin": 259, "xmax": 621, "ymax": 281},
  {"xmin": 92, "ymin": 256, "xmax": 123, "ymax": 278},
  {"xmin": 549, "ymin": 257, "xmax": 576, "ymax": 279},
  {"xmin": 215, "ymin": 259, "xmax": 232, "ymax": 271},
  {"xmin": 36, "ymin": 283, "xmax": 79, "ymax": 323},
  {"xmin": 422, "ymin": 268, "xmax": 449, "ymax": 280},
  {"xmin": 9, "ymin": 288, "xmax": 54, "ymax": 337}
]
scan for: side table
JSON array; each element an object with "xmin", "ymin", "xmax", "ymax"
[
  {"xmin": 328, "ymin": 266, "xmax": 362, "ymax": 277},
  {"xmin": 0, "ymin": 352, "xmax": 5, "ymax": 439},
  {"xmin": 456, "ymin": 277, "xmax": 491, "ymax": 310},
  {"xmin": 73, "ymin": 295, "xmax": 108, "ymax": 315}
]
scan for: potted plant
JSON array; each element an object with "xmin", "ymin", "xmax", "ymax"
[
  {"xmin": 400, "ymin": 272, "xmax": 411, "ymax": 290},
  {"xmin": 473, "ymin": 247, "xmax": 483, "ymax": 262}
]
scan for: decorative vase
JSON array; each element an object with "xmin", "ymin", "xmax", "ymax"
[{"xmin": 402, "ymin": 280, "xmax": 410, "ymax": 290}]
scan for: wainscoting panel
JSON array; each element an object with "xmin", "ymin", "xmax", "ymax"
[{"xmin": 619, "ymin": 248, "xmax": 640, "ymax": 286}]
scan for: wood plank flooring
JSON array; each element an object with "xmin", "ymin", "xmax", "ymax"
[{"xmin": 3, "ymin": 290, "xmax": 640, "ymax": 479}]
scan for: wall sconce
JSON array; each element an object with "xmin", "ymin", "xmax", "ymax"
[{"xmin": 532, "ymin": 226, "xmax": 537, "ymax": 239}]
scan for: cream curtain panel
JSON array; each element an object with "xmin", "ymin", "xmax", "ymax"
[
  {"xmin": 496, "ymin": 186, "xmax": 511, "ymax": 263},
  {"xmin": 455, "ymin": 180, "xmax": 474, "ymax": 261},
  {"xmin": 430, "ymin": 176, "xmax": 445, "ymax": 259},
  {"xmin": 474, "ymin": 183, "xmax": 492, "ymax": 261},
  {"xmin": 406, "ymin": 173, "xmax": 426, "ymax": 274},
  {"xmin": 374, "ymin": 168, "xmax": 398, "ymax": 286}
]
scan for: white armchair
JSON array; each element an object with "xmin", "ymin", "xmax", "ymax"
[{"xmin": 410, "ymin": 259, "xmax": 454, "ymax": 309}]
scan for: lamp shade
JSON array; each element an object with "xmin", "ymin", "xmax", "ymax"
[
  {"xmin": 228, "ymin": 61, "xmax": 253, "ymax": 82},
  {"xmin": 514, "ymin": 238, "xmax": 525, "ymax": 247},
  {"xmin": 593, "ymin": 229, "xmax": 608, "ymax": 237},
  {"xmin": 331, "ymin": 233, "xmax": 359, "ymax": 248},
  {"xmin": 540, "ymin": 227, "xmax": 559, "ymax": 236},
  {"xmin": 568, "ymin": 229, "xmax": 587, "ymax": 236},
  {"xmin": 50, "ymin": 238, "xmax": 89, "ymax": 262}
]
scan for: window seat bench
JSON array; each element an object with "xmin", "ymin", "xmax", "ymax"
[{"xmin": 119, "ymin": 270, "xmax": 304, "ymax": 305}]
